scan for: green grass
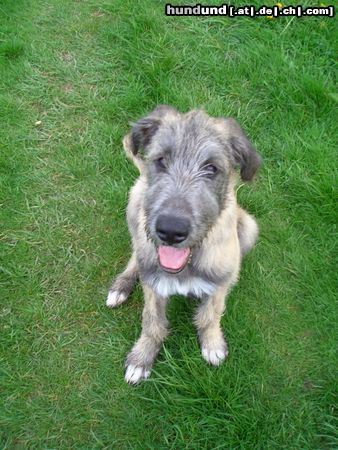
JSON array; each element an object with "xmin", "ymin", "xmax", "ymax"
[{"xmin": 0, "ymin": 0, "xmax": 336, "ymax": 448}]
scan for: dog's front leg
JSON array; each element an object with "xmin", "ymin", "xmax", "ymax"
[
  {"xmin": 106, "ymin": 252, "xmax": 138, "ymax": 308},
  {"xmin": 125, "ymin": 284, "xmax": 169, "ymax": 384},
  {"xmin": 194, "ymin": 284, "xmax": 230, "ymax": 366}
]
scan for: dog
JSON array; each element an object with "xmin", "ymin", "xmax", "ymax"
[{"xmin": 106, "ymin": 105, "xmax": 262, "ymax": 384}]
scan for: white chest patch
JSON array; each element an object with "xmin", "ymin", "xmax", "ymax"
[{"xmin": 149, "ymin": 274, "xmax": 217, "ymax": 299}]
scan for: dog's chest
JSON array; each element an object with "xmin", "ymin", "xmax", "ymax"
[{"xmin": 150, "ymin": 273, "xmax": 217, "ymax": 299}]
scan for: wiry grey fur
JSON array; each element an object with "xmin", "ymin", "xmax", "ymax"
[{"xmin": 107, "ymin": 105, "xmax": 262, "ymax": 384}]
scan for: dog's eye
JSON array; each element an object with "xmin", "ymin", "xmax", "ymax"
[
  {"xmin": 203, "ymin": 164, "xmax": 218, "ymax": 177},
  {"xmin": 155, "ymin": 157, "xmax": 166, "ymax": 170}
]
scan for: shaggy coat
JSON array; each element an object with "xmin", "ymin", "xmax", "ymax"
[{"xmin": 107, "ymin": 106, "xmax": 261, "ymax": 384}]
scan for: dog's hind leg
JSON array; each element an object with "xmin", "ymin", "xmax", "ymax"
[
  {"xmin": 194, "ymin": 284, "xmax": 230, "ymax": 366},
  {"xmin": 106, "ymin": 252, "xmax": 138, "ymax": 308},
  {"xmin": 237, "ymin": 207, "xmax": 259, "ymax": 257},
  {"xmin": 125, "ymin": 285, "xmax": 169, "ymax": 384}
]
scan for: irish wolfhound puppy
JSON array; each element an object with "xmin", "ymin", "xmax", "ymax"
[{"xmin": 107, "ymin": 105, "xmax": 261, "ymax": 384}]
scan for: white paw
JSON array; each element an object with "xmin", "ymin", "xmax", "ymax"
[
  {"xmin": 202, "ymin": 345, "xmax": 228, "ymax": 366},
  {"xmin": 106, "ymin": 290, "xmax": 127, "ymax": 308},
  {"xmin": 125, "ymin": 364, "xmax": 151, "ymax": 384}
]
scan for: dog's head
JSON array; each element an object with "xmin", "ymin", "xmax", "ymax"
[{"xmin": 124, "ymin": 105, "xmax": 261, "ymax": 274}]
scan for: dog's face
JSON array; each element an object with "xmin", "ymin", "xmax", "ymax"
[{"xmin": 126, "ymin": 106, "xmax": 261, "ymax": 274}]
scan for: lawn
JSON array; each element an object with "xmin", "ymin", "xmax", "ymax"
[{"xmin": 0, "ymin": 0, "xmax": 336, "ymax": 448}]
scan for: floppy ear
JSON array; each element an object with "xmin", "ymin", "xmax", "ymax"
[
  {"xmin": 129, "ymin": 105, "xmax": 177, "ymax": 156},
  {"xmin": 130, "ymin": 117, "xmax": 161, "ymax": 156},
  {"xmin": 217, "ymin": 118, "xmax": 262, "ymax": 181}
]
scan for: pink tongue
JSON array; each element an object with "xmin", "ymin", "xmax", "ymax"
[{"xmin": 158, "ymin": 246, "xmax": 190, "ymax": 271}]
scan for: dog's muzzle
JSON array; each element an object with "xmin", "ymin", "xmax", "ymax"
[{"xmin": 155, "ymin": 214, "xmax": 191, "ymax": 273}]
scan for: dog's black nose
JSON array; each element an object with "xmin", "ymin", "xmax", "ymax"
[{"xmin": 155, "ymin": 215, "xmax": 190, "ymax": 244}]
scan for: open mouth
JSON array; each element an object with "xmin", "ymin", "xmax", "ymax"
[{"xmin": 158, "ymin": 245, "xmax": 191, "ymax": 273}]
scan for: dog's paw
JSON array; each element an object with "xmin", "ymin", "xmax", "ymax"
[
  {"xmin": 201, "ymin": 342, "xmax": 228, "ymax": 366},
  {"xmin": 106, "ymin": 290, "xmax": 127, "ymax": 308},
  {"xmin": 125, "ymin": 364, "xmax": 151, "ymax": 384}
]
